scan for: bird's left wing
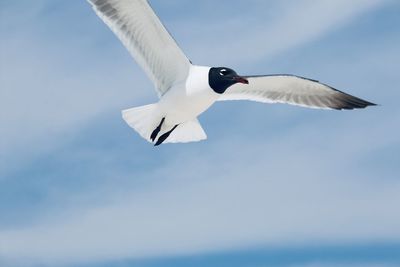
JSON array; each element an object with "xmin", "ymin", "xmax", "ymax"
[
  {"xmin": 88, "ymin": 0, "xmax": 191, "ymax": 97},
  {"xmin": 219, "ymin": 75, "xmax": 375, "ymax": 110}
]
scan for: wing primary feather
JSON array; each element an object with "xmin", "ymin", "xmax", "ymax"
[{"xmin": 88, "ymin": 0, "xmax": 191, "ymax": 96}]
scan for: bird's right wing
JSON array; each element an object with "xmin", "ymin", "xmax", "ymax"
[
  {"xmin": 88, "ymin": 0, "xmax": 191, "ymax": 97},
  {"xmin": 219, "ymin": 75, "xmax": 376, "ymax": 110}
]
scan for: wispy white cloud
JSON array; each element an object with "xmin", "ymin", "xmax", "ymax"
[
  {"xmin": 179, "ymin": 0, "xmax": 391, "ymax": 66},
  {"xmin": 0, "ymin": 1, "xmax": 152, "ymax": 174},
  {"xmin": 1, "ymin": 110, "xmax": 399, "ymax": 264}
]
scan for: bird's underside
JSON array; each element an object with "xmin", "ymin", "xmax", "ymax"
[{"xmin": 88, "ymin": 0, "xmax": 376, "ymax": 146}]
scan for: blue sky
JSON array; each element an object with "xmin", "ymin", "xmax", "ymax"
[{"xmin": 1, "ymin": 0, "xmax": 400, "ymax": 266}]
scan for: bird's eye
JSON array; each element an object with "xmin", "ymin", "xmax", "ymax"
[{"xmin": 219, "ymin": 69, "xmax": 228, "ymax": 76}]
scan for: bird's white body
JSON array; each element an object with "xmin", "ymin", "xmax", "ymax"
[
  {"xmin": 121, "ymin": 65, "xmax": 217, "ymax": 144},
  {"xmin": 158, "ymin": 65, "xmax": 219, "ymax": 126}
]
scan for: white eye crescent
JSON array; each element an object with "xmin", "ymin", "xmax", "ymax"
[{"xmin": 219, "ymin": 69, "xmax": 228, "ymax": 76}]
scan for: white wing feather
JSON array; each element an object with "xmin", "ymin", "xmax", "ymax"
[
  {"xmin": 219, "ymin": 75, "xmax": 375, "ymax": 110},
  {"xmin": 88, "ymin": 0, "xmax": 191, "ymax": 97}
]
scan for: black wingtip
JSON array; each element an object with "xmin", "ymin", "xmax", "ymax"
[
  {"xmin": 361, "ymin": 99, "xmax": 378, "ymax": 107},
  {"xmin": 332, "ymin": 92, "xmax": 378, "ymax": 110}
]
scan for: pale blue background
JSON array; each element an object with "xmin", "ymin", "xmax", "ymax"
[{"xmin": 1, "ymin": 0, "xmax": 400, "ymax": 266}]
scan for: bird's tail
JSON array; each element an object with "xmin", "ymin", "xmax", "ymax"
[
  {"xmin": 122, "ymin": 104, "xmax": 159, "ymax": 143},
  {"xmin": 167, "ymin": 119, "xmax": 207, "ymax": 144},
  {"xmin": 122, "ymin": 104, "xmax": 207, "ymax": 144}
]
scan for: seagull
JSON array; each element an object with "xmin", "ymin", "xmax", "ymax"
[{"xmin": 88, "ymin": 0, "xmax": 376, "ymax": 146}]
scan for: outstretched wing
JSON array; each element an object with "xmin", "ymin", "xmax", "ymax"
[
  {"xmin": 219, "ymin": 75, "xmax": 376, "ymax": 110},
  {"xmin": 88, "ymin": 0, "xmax": 191, "ymax": 97}
]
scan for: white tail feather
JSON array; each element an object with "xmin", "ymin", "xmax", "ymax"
[
  {"xmin": 122, "ymin": 105, "xmax": 207, "ymax": 144},
  {"xmin": 122, "ymin": 104, "xmax": 159, "ymax": 143},
  {"xmin": 165, "ymin": 119, "xmax": 207, "ymax": 144}
]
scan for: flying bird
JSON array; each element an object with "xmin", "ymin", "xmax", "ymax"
[{"xmin": 88, "ymin": 0, "xmax": 375, "ymax": 146}]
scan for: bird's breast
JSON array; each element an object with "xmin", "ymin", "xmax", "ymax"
[{"xmin": 158, "ymin": 65, "xmax": 219, "ymax": 123}]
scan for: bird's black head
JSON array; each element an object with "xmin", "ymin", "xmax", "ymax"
[{"xmin": 208, "ymin": 67, "xmax": 249, "ymax": 94}]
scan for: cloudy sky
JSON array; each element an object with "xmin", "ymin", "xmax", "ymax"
[{"xmin": 1, "ymin": 0, "xmax": 400, "ymax": 266}]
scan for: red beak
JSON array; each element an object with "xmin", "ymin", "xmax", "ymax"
[{"xmin": 233, "ymin": 76, "xmax": 249, "ymax": 84}]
